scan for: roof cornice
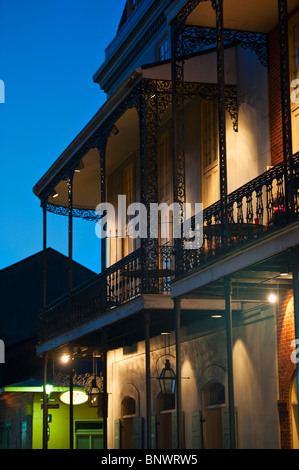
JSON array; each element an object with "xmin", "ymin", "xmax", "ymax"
[{"xmin": 93, "ymin": 0, "xmax": 172, "ymax": 94}]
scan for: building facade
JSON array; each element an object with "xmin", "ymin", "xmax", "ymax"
[
  {"xmin": 33, "ymin": 0, "xmax": 299, "ymax": 449},
  {"xmin": 0, "ymin": 249, "xmax": 96, "ymax": 448}
]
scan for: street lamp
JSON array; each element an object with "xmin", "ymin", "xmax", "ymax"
[
  {"xmin": 159, "ymin": 359, "xmax": 176, "ymax": 395},
  {"xmin": 88, "ymin": 377, "xmax": 101, "ymax": 407}
]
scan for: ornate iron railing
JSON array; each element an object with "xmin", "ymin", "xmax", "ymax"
[
  {"xmin": 39, "ymin": 156, "xmax": 298, "ymax": 343},
  {"xmin": 39, "ymin": 245, "xmax": 175, "ymax": 342},
  {"xmin": 181, "ymin": 154, "xmax": 299, "ymax": 274}
]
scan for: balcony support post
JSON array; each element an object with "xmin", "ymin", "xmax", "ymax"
[
  {"xmin": 67, "ymin": 172, "xmax": 74, "ymax": 294},
  {"xmin": 171, "ymin": 24, "xmax": 186, "ymax": 277},
  {"xmin": 102, "ymin": 329, "xmax": 108, "ymax": 449},
  {"xmin": 145, "ymin": 310, "xmax": 151, "ymax": 449},
  {"xmin": 174, "ymin": 298, "xmax": 183, "ymax": 449},
  {"xmin": 42, "ymin": 200, "xmax": 47, "ymax": 309},
  {"xmin": 96, "ymin": 136, "xmax": 108, "ymax": 311},
  {"xmin": 278, "ymin": 0, "xmax": 295, "ymax": 220},
  {"xmin": 224, "ymin": 276, "xmax": 236, "ymax": 449},
  {"xmin": 212, "ymin": 0, "xmax": 229, "ymax": 245},
  {"xmin": 98, "ymin": 138, "xmax": 107, "ymax": 275},
  {"xmin": 69, "ymin": 346, "xmax": 74, "ymax": 450},
  {"xmin": 291, "ymin": 248, "xmax": 299, "ymax": 426},
  {"xmin": 42, "ymin": 353, "xmax": 48, "ymax": 449},
  {"xmin": 42, "ymin": 201, "xmax": 48, "ymax": 449},
  {"xmin": 139, "ymin": 81, "xmax": 159, "ymax": 293}
]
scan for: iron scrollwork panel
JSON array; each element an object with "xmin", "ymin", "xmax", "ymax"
[
  {"xmin": 178, "ymin": 25, "xmax": 268, "ymax": 67},
  {"xmin": 137, "ymin": 80, "xmax": 172, "ymax": 293}
]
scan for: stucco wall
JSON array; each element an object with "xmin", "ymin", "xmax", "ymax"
[
  {"xmin": 106, "ymin": 303, "xmax": 280, "ymax": 449},
  {"xmin": 227, "ymin": 47, "xmax": 271, "ymax": 193}
]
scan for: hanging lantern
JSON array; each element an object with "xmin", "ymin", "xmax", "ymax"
[
  {"xmin": 159, "ymin": 359, "xmax": 176, "ymax": 395},
  {"xmin": 88, "ymin": 378, "xmax": 100, "ymax": 407}
]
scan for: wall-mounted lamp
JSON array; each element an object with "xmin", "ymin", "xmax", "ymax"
[
  {"xmin": 50, "ymin": 189, "xmax": 58, "ymax": 199},
  {"xmin": 280, "ymin": 267, "xmax": 290, "ymax": 277},
  {"xmin": 159, "ymin": 359, "xmax": 176, "ymax": 395},
  {"xmin": 88, "ymin": 377, "xmax": 101, "ymax": 408}
]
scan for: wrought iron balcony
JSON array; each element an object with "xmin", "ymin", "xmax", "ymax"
[
  {"xmin": 39, "ymin": 155, "xmax": 298, "ymax": 344},
  {"xmin": 181, "ymin": 153, "xmax": 299, "ymax": 276},
  {"xmin": 38, "ymin": 245, "xmax": 175, "ymax": 343}
]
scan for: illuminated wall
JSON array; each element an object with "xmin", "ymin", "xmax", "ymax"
[
  {"xmin": 32, "ymin": 391, "xmax": 101, "ymax": 449},
  {"xmin": 106, "ymin": 305, "xmax": 280, "ymax": 449}
]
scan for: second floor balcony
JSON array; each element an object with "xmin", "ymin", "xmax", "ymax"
[
  {"xmin": 38, "ymin": 153, "xmax": 299, "ymax": 344},
  {"xmin": 35, "ymin": 1, "xmax": 299, "ymax": 347}
]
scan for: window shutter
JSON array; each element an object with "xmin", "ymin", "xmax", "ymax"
[
  {"xmin": 191, "ymin": 411, "xmax": 203, "ymax": 449},
  {"xmin": 221, "ymin": 407, "xmax": 238, "ymax": 449},
  {"xmin": 114, "ymin": 419, "xmax": 121, "ymax": 449},
  {"xmin": 133, "ymin": 417, "xmax": 143, "ymax": 449}
]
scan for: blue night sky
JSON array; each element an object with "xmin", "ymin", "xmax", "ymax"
[{"xmin": 0, "ymin": 0, "xmax": 127, "ymax": 274}]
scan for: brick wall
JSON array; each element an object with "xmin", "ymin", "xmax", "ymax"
[{"xmin": 276, "ymin": 290, "xmax": 296, "ymax": 449}]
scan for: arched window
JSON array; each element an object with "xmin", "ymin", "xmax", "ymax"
[
  {"xmin": 202, "ymin": 381, "xmax": 225, "ymax": 408},
  {"xmin": 121, "ymin": 396, "xmax": 136, "ymax": 418}
]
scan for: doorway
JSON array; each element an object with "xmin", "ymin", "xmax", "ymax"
[
  {"xmin": 156, "ymin": 392, "xmax": 175, "ymax": 449},
  {"xmin": 121, "ymin": 396, "xmax": 136, "ymax": 449}
]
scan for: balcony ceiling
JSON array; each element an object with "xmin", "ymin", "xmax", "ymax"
[
  {"xmin": 47, "ymin": 147, "xmax": 101, "ymax": 211},
  {"xmin": 186, "ymin": 0, "xmax": 299, "ymax": 33},
  {"xmin": 106, "ymin": 107, "xmax": 140, "ymax": 176},
  {"xmin": 141, "ymin": 46, "xmax": 237, "ymax": 84},
  {"xmin": 176, "ymin": 250, "xmax": 294, "ymax": 303}
]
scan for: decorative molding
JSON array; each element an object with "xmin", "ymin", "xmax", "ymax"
[
  {"xmin": 53, "ymin": 372, "xmax": 104, "ymax": 390},
  {"xmin": 99, "ymin": 11, "xmax": 167, "ymax": 94},
  {"xmin": 46, "ymin": 203, "xmax": 102, "ymax": 222},
  {"xmin": 177, "ymin": 26, "xmax": 268, "ymax": 67},
  {"xmin": 45, "ymin": 78, "xmax": 238, "ymax": 221}
]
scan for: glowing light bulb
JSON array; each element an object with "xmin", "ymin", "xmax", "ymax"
[
  {"xmin": 61, "ymin": 354, "xmax": 70, "ymax": 364},
  {"xmin": 268, "ymin": 293, "xmax": 277, "ymax": 304}
]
